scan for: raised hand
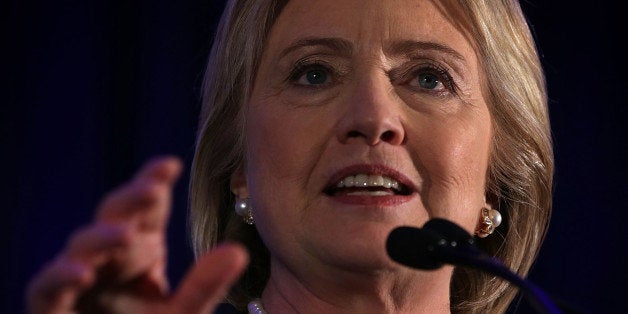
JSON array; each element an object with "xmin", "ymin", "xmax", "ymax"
[{"xmin": 26, "ymin": 157, "xmax": 248, "ymax": 314}]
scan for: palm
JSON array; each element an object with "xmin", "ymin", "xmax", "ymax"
[{"xmin": 27, "ymin": 157, "xmax": 248, "ymax": 314}]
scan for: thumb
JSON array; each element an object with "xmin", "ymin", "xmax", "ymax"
[{"xmin": 170, "ymin": 242, "xmax": 249, "ymax": 313}]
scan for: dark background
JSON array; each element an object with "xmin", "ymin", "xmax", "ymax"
[{"xmin": 3, "ymin": 1, "xmax": 626, "ymax": 313}]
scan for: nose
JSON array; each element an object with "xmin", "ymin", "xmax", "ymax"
[{"xmin": 337, "ymin": 74, "xmax": 406, "ymax": 146}]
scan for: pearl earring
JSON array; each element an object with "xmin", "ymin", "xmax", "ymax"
[
  {"xmin": 235, "ymin": 198, "xmax": 255, "ymax": 225},
  {"xmin": 475, "ymin": 206, "xmax": 502, "ymax": 238}
]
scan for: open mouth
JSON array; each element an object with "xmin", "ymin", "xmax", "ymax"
[{"xmin": 324, "ymin": 174, "xmax": 413, "ymax": 196}]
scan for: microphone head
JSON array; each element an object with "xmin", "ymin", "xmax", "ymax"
[
  {"xmin": 423, "ymin": 218, "xmax": 475, "ymax": 246},
  {"xmin": 386, "ymin": 226, "xmax": 444, "ymax": 270},
  {"xmin": 386, "ymin": 219, "xmax": 480, "ymax": 271}
]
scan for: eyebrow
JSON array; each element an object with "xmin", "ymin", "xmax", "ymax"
[
  {"xmin": 386, "ymin": 40, "xmax": 466, "ymax": 61},
  {"xmin": 278, "ymin": 37, "xmax": 353, "ymax": 59},
  {"xmin": 277, "ymin": 37, "xmax": 465, "ymax": 63}
]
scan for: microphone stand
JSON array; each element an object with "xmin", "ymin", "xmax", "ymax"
[
  {"xmin": 431, "ymin": 237, "xmax": 562, "ymax": 314},
  {"xmin": 387, "ymin": 220, "xmax": 570, "ymax": 314}
]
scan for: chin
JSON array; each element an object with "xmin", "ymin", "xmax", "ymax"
[{"xmin": 315, "ymin": 223, "xmax": 404, "ymax": 272}]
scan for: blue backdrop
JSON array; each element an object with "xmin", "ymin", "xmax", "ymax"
[{"xmin": 3, "ymin": 1, "xmax": 626, "ymax": 313}]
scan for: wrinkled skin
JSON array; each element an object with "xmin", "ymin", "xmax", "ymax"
[
  {"xmin": 232, "ymin": 0, "xmax": 492, "ymax": 312},
  {"xmin": 27, "ymin": 0, "xmax": 493, "ymax": 313}
]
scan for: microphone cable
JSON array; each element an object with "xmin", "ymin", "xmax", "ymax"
[{"xmin": 387, "ymin": 218, "xmax": 583, "ymax": 314}]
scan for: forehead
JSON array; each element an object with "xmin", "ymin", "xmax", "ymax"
[{"xmin": 267, "ymin": 0, "xmax": 475, "ymax": 58}]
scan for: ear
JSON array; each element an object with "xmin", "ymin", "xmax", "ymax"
[
  {"xmin": 484, "ymin": 191, "xmax": 499, "ymax": 210},
  {"xmin": 230, "ymin": 165, "xmax": 249, "ymax": 198}
]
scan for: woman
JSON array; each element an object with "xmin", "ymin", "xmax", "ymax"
[{"xmin": 27, "ymin": 0, "xmax": 553, "ymax": 313}]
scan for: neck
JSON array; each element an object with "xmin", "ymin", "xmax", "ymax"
[{"xmin": 260, "ymin": 259, "xmax": 453, "ymax": 314}]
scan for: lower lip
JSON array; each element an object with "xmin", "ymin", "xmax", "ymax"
[{"xmin": 327, "ymin": 194, "xmax": 414, "ymax": 206}]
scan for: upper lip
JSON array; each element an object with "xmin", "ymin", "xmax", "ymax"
[{"xmin": 323, "ymin": 164, "xmax": 417, "ymax": 195}]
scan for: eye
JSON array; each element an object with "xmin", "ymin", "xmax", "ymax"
[
  {"xmin": 287, "ymin": 60, "xmax": 336, "ymax": 88},
  {"xmin": 410, "ymin": 69, "xmax": 447, "ymax": 91},
  {"xmin": 409, "ymin": 67, "xmax": 453, "ymax": 93},
  {"xmin": 417, "ymin": 72, "xmax": 441, "ymax": 90},
  {"xmin": 298, "ymin": 68, "xmax": 329, "ymax": 85}
]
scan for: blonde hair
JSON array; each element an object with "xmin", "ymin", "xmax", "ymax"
[{"xmin": 189, "ymin": 0, "xmax": 553, "ymax": 313}]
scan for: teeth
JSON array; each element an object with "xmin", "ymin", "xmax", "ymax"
[
  {"xmin": 336, "ymin": 174, "xmax": 402, "ymax": 191},
  {"xmin": 383, "ymin": 177, "xmax": 392, "ymax": 188},
  {"xmin": 342, "ymin": 175, "xmax": 355, "ymax": 187},
  {"xmin": 354, "ymin": 174, "xmax": 368, "ymax": 187},
  {"xmin": 370, "ymin": 175, "xmax": 385, "ymax": 186},
  {"xmin": 346, "ymin": 190, "xmax": 393, "ymax": 196}
]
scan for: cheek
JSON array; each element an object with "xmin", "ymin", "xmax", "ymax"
[
  {"xmin": 244, "ymin": 99, "xmax": 336, "ymax": 223},
  {"xmin": 430, "ymin": 127, "xmax": 490, "ymax": 184},
  {"xmin": 245, "ymin": 102, "xmax": 333, "ymax": 190},
  {"xmin": 244, "ymin": 100, "xmax": 338, "ymax": 260},
  {"xmin": 411, "ymin": 111, "xmax": 492, "ymax": 228}
]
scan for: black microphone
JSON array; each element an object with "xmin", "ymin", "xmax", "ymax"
[
  {"xmin": 387, "ymin": 219, "xmax": 481, "ymax": 270},
  {"xmin": 386, "ymin": 218, "xmax": 565, "ymax": 314}
]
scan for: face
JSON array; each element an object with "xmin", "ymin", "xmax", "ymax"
[{"xmin": 234, "ymin": 0, "xmax": 492, "ymax": 273}]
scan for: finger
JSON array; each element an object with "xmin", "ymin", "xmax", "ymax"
[
  {"xmin": 27, "ymin": 257, "xmax": 95, "ymax": 314},
  {"xmin": 97, "ymin": 157, "xmax": 182, "ymax": 229},
  {"xmin": 67, "ymin": 223, "xmax": 167, "ymax": 284},
  {"xmin": 170, "ymin": 243, "xmax": 249, "ymax": 314},
  {"xmin": 105, "ymin": 229, "xmax": 167, "ymax": 283},
  {"xmin": 133, "ymin": 156, "xmax": 183, "ymax": 185},
  {"xmin": 64, "ymin": 223, "xmax": 130, "ymax": 264},
  {"xmin": 96, "ymin": 182, "xmax": 161, "ymax": 220}
]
